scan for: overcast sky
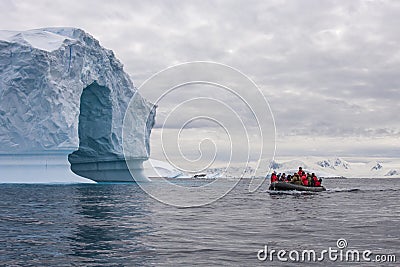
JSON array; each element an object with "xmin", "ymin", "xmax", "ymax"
[{"xmin": 1, "ymin": 0, "xmax": 399, "ymax": 161}]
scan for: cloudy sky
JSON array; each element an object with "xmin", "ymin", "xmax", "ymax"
[{"xmin": 1, "ymin": 0, "xmax": 399, "ymax": 162}]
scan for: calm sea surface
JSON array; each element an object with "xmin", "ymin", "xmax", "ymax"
[{"xmin": 0, "ymin": 178, "xmax": 399, "ymax": 266}]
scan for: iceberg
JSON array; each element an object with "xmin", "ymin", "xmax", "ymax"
[{"xmin": 0, "ymin": 28, "xmax": 155, "ymax": 182}]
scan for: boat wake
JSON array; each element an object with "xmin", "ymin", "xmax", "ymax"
[
  {"xmin": 326, "ymin": 188, "xmax": 400, "ymax": 193},
  {"xmin": 268, "ymin": 188, "xmax": 400, "ymax": 195},
  {"xmin": 326, "ymin": 188, "xmax": 360, "ymax": 193}
]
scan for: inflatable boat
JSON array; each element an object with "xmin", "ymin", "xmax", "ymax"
[{"xmin": 269, "ymin": 181, "xmax": 326, "ymax": 192}]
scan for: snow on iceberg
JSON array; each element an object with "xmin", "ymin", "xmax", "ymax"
[{"xmin": 0, "ymin": 28, "xmax": 156, "ymax": 182}]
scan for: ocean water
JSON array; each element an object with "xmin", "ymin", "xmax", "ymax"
[{"xmin": 0, "ymin": 178, "xmax": 399, "ymax": 266}]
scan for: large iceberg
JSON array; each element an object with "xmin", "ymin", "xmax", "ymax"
[{"xmin": 0, "ymin": 28, "xmax": 155, "ymax": 182}]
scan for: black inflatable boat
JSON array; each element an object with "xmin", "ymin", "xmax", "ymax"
[{"xmin": 269, "ymin": 181, "xmax": 326, "ymax": 192}]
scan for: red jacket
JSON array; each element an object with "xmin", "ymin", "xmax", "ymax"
[
  {"xmin": 301, "ymin": 175, "xmax": 308, "ymax": 186},
  {"xmin": 313, "ymin": 176, "xmax": 321, "ymax": 187},
  {"xmin": 271, "ymin": 173, "xmax": 278, "ymax": 183}
]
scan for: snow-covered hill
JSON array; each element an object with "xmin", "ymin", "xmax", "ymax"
[
  {"xmin": 267, "ymin": 157, "xmax": 400, "ymax": 178},
  {"xmin": 190, "ymin": 157, "xmax": 400, "ymax": 179}
]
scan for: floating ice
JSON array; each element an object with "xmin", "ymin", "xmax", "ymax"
[{"xmin": 0, "ymin": 28, "xmax": 156, "ymax": 182}]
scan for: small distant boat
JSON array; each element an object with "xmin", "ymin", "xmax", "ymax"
[{"xmin": 269, "ymin": 181, "xmax": 326, "ymax": 192}]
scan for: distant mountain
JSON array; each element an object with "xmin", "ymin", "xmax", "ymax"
[
  {"xmin": 385, "ymin": 169, "xmax": 399, "ymax": 176},
  {"xmin": 317, "ymin": 157, "xmax": 350, "ymax": 170},
  {"xmin": 370, "ymin": 162, "xmax": 383, "ymax": 171},
  {"xmin": 147, "ymin": 157, "xmax": 400, "ymax": 179},
  {"xmin": 267, "ymin": 157, "xmax": 400, "ymax": 178}
]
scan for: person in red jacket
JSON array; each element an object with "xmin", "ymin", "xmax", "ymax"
[
  {"xmin": 297, "ymin": 167, "xmax": 303, "ymax": 176},
  {"xmin": 301, "ymin": 172, "xmax": 308, "ymax": 186},
  {"xmin": 271, "ymin": 171, "xmax": 278, "ymax": 183},
  {"xmin": 312, "ymin": 173, "xmax": 321, "ymax": 187}
]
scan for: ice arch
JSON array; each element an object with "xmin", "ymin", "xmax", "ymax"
[
  {"xmin": 68, "ymin": 81, "xmax": 149, "ymax": 182},
  {"xmin": 0, "ymin": 28, "xmax": 155, "ymax": 183}
]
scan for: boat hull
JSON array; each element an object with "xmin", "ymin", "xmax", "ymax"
[{"xmin": 269, "ymin": 181, "xmax": 326, "ymax": 192}]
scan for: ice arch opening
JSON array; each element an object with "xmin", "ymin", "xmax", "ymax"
[
  {"xmin": 77, "ymin": 81, "xmax": 113, "ymax": 157},
  {"xmin": 68, "ymin": 81, "xmax": 148, "ymax": 182}
]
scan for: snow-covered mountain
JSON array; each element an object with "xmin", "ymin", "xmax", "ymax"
[
  {"xmin": 316, "ymin": 157, "xmax": 350, "ymax": 170},
  {"xmin": 267, "ymin": 157, "xmax": 400, "ymax": 178},
  {"xmin": 190, "ymin": 157, "xmax": 400, "ymax": 179},
  {"xmin": 385, "ymin": 169, "xmax": 399, "ymax": 176}
]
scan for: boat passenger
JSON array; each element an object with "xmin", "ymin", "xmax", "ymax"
[
  {"xmin": 286, "ymin": 175, "xmax": 292, "ymax": 182},
  {"xmin": 271, "ymin": 171, "xmax": 278, "ymax": 183},
  {"xmin": 312, "ymin": 173, "xmax": 321, "ymax": 187},
  {"xmin": 310, "ymin": 173, "xmax": 315, "ymax": 186},
  {"xmin": 280, "ymin": 173, "xmax": 286, "ymax": 181},
  {"xmin": 292, "ymin": 173, "xmax": 302, "ymax": 185},
  {"xmin": 289, "ymin": 173, "xmax": 295, "ymax": 183},
  {"xmin": 301, "ymin": 172, "xmax": 308, "ymax": 186},
  {"xmin": 307, "ymin": 173, "xmax": 312, "ymax": 186},
  {"xmin": 297, "ymin": 167, "xmax": 303, "ymax": 176}
]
